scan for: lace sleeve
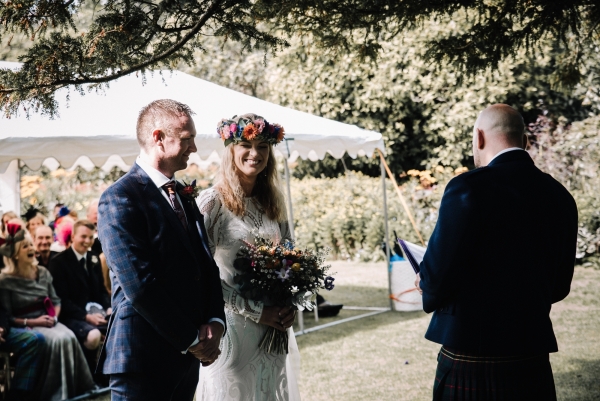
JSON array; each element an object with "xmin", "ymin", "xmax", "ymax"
[
  {"xmin": 221, "ymin": 280, "xmax": 263, "ymax": 323},
  {"xmin": 197, "ymin": 188, "xmax": 224, "ymax": 255},
  {"xmin": 198, "ymin": 188, "xmax": 264, "ymax": 322},
  {"xmin": 279, "ymin": 219, "xmax": 293, "ymax": 242}
]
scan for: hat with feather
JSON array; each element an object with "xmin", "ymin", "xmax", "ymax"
[{"xmin": 0, "ymin": 224, "xmax": 26, "ymax": 258}]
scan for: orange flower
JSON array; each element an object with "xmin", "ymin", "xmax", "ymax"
[
  {"xmin": 274, "ymin": 124, "xmax": 285, "ymax": 142},
  {"xmin": 243, "ymin": 123, "xmax": 259, "ymax": 140}
]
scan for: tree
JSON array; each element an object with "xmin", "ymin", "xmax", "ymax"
[
  {"xmin": 0, "ymin": 0, "xmax": 288, "ymax": 117},
  {"xmin": 263, "ymin": 18, "xmax": 599, "ymax": 177},
  {"xmin": 2, "ymin": 0, "xmax": 599, "ymax": 118}
]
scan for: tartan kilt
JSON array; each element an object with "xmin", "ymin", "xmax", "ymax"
[{"xmin": 433, "ymin": 346, "xmax": 557, "ymax": 401}]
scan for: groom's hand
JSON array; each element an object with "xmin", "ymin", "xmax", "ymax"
[
  {"xmin": 189, "ymin": 322, "xmax": 224, "ymax": 365},
  {"xmin": 415, "ymin": 273, "xmax": 423, "ymax": 295}
]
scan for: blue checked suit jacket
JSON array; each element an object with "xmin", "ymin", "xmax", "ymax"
[
  {"xmin": 97, "ymin": 163, "xmax": 226, "ymax": 374},
  {"xmin": 419, "ymin": 150, "xmax": 578, "ymax": 356}
]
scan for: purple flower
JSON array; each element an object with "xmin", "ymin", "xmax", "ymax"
[
  {"xmin": 277, "ymin": 267, "xmax": 290, "ymax": 282},
  {"xmin": 324, "ymin": 276, "xmax": 335, "ymax": 290}
]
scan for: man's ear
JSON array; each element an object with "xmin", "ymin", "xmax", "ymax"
[
  {"xmin": 151, "ymin": 129, "xmax": 164, "ymax": 146},
  {"xmin": 477, "ymin": 129, "xmax": 485, "ymax": 150}
]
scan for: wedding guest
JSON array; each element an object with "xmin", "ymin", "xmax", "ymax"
[
  {"xmin": 0, "ymin": 224, "xmax": 95, "ymax": 401},
  {"xmin": 48, "ymin": 203, "xmax": 65, "ymax": 232},
  {"xmin": 85, "ymin": 200, "xmax": 108, "ymax": 292},
  {"xmin": 1, "ymin": 211, "xmax": 17, "ymax": 236},
  {"xmin": 0, "ymin": 211, "xmax": 17, "ymax": 269},
  {"xmin": 23, "ymin": 207, "xmax": 46, "ymax": 238},
  {"xmin": 0, "ymin": 305, "xmax": 45, "ymax": 401},
  {"xmin": 52, "ymin": 216, "xmax": 74, "ymax": 252},
  {"xmin": 49, "ymin": 220, "xmax": 111, "ymax": 366},
  {"xmin": 35, "ymin": 225, "xmax": 58, "ymax": 268},
  {"xmin": 415, "ymin": 104, "xmax": 578, "ymax": 401},
  {"xmin": 196, "ymin": 113, "xmax": 300, "ymax": 400}
]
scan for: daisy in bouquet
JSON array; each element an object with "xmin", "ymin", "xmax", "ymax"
[{"xmin": 233, "ymin": 233, "xmax": 335, "ymax": 354}]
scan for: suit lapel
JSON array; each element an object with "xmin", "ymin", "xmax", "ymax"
[
  {"xmin": 133, "ymin": 164, "xmax": 197, "ymax": 260},
  {"xmin": 178, "ymin": 190, "xmax": 212, "ymax": 257}
]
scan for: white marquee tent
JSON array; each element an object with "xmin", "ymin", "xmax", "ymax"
[
  {"xmin": 0, "ymin": 61, "xmax": 397, "ymax": 326},
  {"xmin": 0, "ymin": 60, "xmax": 385, "ymax": 214}
]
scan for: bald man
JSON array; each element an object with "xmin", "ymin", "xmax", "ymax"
[{"xmin": 415, "ymin": 104, "xmax": 578, "ymax": 400}]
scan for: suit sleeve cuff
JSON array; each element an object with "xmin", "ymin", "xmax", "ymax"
[
  {"xmin": 181, "ymin": 332, "xmax": 200, "ymax": 354},
  {"xmin": 208, "ymin": 317, "xmax": 225, "ymax": 329}
]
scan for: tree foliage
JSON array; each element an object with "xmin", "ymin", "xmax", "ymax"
[{"xmin": 2, "ymin": 0, "xmax": 600, "ymax": 118}]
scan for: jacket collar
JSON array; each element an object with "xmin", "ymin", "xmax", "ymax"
[{"xmin": 487, "ymin": 149, "xmax": 533, "ymax": 167}]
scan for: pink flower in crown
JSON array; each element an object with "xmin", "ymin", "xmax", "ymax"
[
  {"xmin": 254, "ymin": 119, "xmax": 265, "ymax": 133},
  {"xmin": 229, "ymin": 123, "xmax": 237, "ymax": 134},
  {"xmin": 220, "ymin": 126, "xmax": 231, "ymax": 140}
]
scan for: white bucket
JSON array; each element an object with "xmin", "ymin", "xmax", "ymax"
[{"xmin": 390, "ymin": 260, "xmax": 423, "ymax": 312}]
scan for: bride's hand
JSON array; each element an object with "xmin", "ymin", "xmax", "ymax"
[{"xmin": 259, "ymin": 306, "xmax": 296, "ymax": 332}]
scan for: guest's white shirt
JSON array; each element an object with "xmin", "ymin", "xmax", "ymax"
[
  {"xmin": 488, "ymin": 147, "xmax": 524, "ymax": 165},
  {"xmin": 136, "ymin": 156, "xmax": 225, "ymax": 351}
]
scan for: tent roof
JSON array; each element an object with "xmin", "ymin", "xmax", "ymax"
[{"xmin": 0, "ymin": 61, "xmax": 384, "ymax": 173}]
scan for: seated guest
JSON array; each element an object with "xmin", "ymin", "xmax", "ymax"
[
  {"xmin": 0, "ymin": 308, "xmax": 45, "ymax": 401},
  {"xmin": 86, "ymin": 199, "xmax": 111, "ymax": 294},
  {"xmin": 49, "ymin": 220, "xmax": 111, "ymax": 366},
  {"xmin": 48, "ymin": 203, "xmax": 65, "ymax": 232},
  {"xmin": 34, "ymin": 225, "xmax": 58, "ymax": 268},
  {"xmin": 1, "ymin": 211, "xmax": 17, "ymax": 237},
  {"xmin": 51, "ymin": 216, "xmax": 74, "ymax": 253},
  {"xmin": 0, "ymin": 223, "xmax": 95, "ymax": 401},
  {"xmin": 23, "ymin": 207, "xmax": 46, "ymax": 238},
  {"xmin": 0, "ymin": 211, "xmax": 17, "ymax": 270}
]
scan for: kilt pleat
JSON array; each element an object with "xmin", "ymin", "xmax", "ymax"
[{"xmin": 433, "ymin": 347, "xmax": 557, "ymax": 401}]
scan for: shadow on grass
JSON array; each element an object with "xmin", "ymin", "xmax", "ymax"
[
  {"xmin": 295, "ymin": 309, "xmax": 427, "ymax": 348},
  {"xmin": 554, "ymin": 358, "xmax": 600, "ymax": 401}
]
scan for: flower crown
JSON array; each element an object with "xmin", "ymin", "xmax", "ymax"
[{"xmin": 217, "ymin": 114, "xmax": 285, "ymax": 147}]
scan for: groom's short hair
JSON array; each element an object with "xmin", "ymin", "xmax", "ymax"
[{"xmin": 136, "ymin": 99, "xmax": 195, "ymax": 150}]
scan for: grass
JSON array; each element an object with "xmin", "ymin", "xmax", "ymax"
[{"xmin": 83, "ymin": 261, "xmax": 600, "ymax": 401}]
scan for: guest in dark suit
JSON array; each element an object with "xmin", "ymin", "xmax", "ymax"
[
  {"xmin": 34, "ymin": 225, "xmax": 58, "ymax": 267},
  {"xmin": 97, "ymin": 99, "xmax": 226, "ymax": 401},
  {"xmin": 415, "ymin": 104, "xmax": 578, "ymax": 401},
  {"xmin": 49, "ymin": 220, "xmax": 111, "ymax": 354}
]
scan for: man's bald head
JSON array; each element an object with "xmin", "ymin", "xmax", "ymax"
[
  {"xmin": 475, "ymin": 104, "xmax": 525, "ymax": 146},
  {"xmin": 472, "ymin": 104, "xmax": 526, "ymax": 167}
]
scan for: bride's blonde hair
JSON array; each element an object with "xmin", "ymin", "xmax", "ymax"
[{"xmin": 215, "ymin": 142, "xmax": 286, "ymax": 222}]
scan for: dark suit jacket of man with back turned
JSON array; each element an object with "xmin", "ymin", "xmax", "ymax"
[
  {"xmin": 97, "ymin": 162, "xmax": 226, "ymax": 399},
  {"xmin": 419, "ymin": 150, "xmax": 578, "ymax": 396}
]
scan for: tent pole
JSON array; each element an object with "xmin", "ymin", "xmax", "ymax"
[
  {"xmin": 283, "ymin": 140, "xmax": 305, "ymax": 333},
  {"xmin": 381, "ymin": 157, "xmax": 393, "ymax": 310},
  {"xmin": 17, "ymin": 159, "xmax": 22, "ymax": 215}
]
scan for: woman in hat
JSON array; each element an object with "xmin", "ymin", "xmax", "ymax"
[{"xmin": 0, "ymin": 224, "xmax": 95, "ymax": 401}]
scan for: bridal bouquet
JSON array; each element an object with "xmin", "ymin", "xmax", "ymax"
[{"xmin": 233, "ymin": 234, "xmax": 334, "ymax": 354}]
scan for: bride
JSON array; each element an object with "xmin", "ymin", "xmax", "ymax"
[{"xmin": 196, "ymin": 114, "xmax": 301, "ymax": 400}]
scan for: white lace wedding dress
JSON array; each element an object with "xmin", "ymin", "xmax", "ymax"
[{"xmin": 196, "ymin": 187, "xmax": 301, "ymax": 401}]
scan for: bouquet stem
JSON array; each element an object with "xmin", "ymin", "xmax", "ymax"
[{"xmin": 259, "ymin": 327, "xmax": 289, "ymax": 355}]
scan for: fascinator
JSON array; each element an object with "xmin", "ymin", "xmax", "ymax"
[
  {"xmin": 0, "ymin": 223, "xmax": 26, "ymax": 258},
  {"xmin": 56, "ymin": 206, "xmax": 71, "ymax": 219},
  {"xmin": 23, "ymin": 206, "xmax": 41, "ymax": 222}
]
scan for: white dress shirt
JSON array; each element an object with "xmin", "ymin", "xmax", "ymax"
[
  {"xmin": 488, "ymin": 147, "xmax": 524, "ymax": 165},
  {"xmin": 135, "ymin": 156, "xmax": 225, "ymax": 352}
]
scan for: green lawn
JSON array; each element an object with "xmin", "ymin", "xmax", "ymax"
[{"xmin": 84, "ymin": 261, "xmax": 600, "ymax": 401}]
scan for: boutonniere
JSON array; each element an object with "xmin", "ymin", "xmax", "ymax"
[
  {"xmin": 179, "ymin": 179, "xmax": 200, "ymax": 201},
  {"xmin": 91, "ymin": 255, "xmax": 99, "ymax": 264}
]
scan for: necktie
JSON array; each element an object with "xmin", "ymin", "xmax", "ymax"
[
  {"xmin": 162, "ymin": 181, "xmax": 188, "ymax": 229},
  {"xmin": 79, "ymin": 257, "xmax": 87, "ymax": 274}
]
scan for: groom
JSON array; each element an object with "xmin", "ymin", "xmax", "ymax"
[
  {"xmin": 98, "ymin": 99, "xmax": 226, "ymax": 401},
  {"xmin": 416, "ymin": 104, "xmax": 578, "ymax": 400}
]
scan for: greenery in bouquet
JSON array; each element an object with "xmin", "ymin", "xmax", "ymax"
[{"xmin": 233, "ymin": 234, "xmax": 334, "ymax": 354}]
